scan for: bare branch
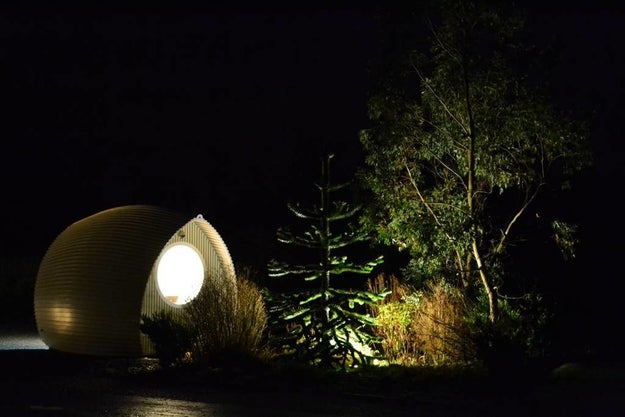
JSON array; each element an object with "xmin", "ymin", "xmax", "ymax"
[
  {"xmin": 494, "ymin": 182, "xmax": 544, "ymax": 255},
  {"xmin": 410, "ymin": 60, "xmax": 471, "ymax": 139}
]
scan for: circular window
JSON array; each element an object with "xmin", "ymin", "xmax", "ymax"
[{"xmin": 156, "ymin": 244, "xmax": 205, "ymax": 305}]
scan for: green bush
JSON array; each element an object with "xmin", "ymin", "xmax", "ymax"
[
  {"xmin": 139, "ymin": 311, "xmax": 192, "ymax": 367},
  {"xmin": 465, "ymin": 293, "xmax": 552, "ymax": 375},
  {"xmin": 369, "ymin": 274, "xmax": 474, "ymax": 367}
]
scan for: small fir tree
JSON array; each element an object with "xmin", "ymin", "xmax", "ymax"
[{"xmin": 267, "ymin": 154, "xmax": 387, "ymax": 369}]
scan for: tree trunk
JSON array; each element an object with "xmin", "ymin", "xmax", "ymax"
[
  {"xmin": 472, "ymin": 239, "xmax": 498, "ymax": 322},
  {"xmin": 320, "ymin": 154, "xmax": 332, "ymax": 323}
]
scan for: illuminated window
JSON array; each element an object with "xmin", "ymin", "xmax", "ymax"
[{"xmin": 156, "ymin": 244, "xmax": 204, "ymax": 305}]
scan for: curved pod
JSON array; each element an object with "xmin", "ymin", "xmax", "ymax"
[{"xmin": 34, "ymin": 205, "xmax": 235, "ymax": 357}]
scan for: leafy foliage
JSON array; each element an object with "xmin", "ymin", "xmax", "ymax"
[
  {"xmin": 358, "ymin": 0, "xmax": 591, "ymax": 322},
  {"xmin": 140, "ymin": 311, "xmax": 192, "ymax": 367},
  {"xmin": 368, "ymin": 274, "xmax": 474, "ymax": 366},
  {"xmin": 465, "ymin": 293, "xmax": 553, "ymax": 375},
  {"xmin": 267, "ymin": 154, "xmax": 387, "ymax": 369}
]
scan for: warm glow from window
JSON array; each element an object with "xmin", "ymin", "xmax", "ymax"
[{"xmin": 156, "ymin": 244, "xmax": 204, "ymax": 305}]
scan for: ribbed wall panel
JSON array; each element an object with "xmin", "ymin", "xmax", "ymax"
[
  {"xmin": 33, "ymin": 205, "xmax": 236, "ymax": 357},
  {"xmin": 139, "ymin": 216, "xmax": 236, "ymax": 354}
]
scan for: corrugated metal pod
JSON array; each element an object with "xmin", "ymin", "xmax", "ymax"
[{"xmin": 33, "ymin": 205, "xmax": 235, "ymax": 357}]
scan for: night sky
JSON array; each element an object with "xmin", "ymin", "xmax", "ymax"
[
  {"xmin": 1, "ymin": 2, "xmax": 624, "ymax": 278},
  {"xmin": 1, "ymin": 3, "xmax": 379, "ymax": 267}
]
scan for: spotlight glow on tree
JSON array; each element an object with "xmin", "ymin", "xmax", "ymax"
[
  {"xmin": 267, "ymin": 154, "xmax": 387, "ymax": 368},
  {"xmin": 359, "ymin": 0, "xmax": 591, "ymax": 324}
]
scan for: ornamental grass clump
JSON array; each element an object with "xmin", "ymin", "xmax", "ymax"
[
  {"xmin": 141, "ymin": 268, "xmax": 269, "ymax": 368},
  {"xmin": 413, "ymin": 279, "xmax": 474, "ymax": 366},
  {"xmin": 368, "ymin": 273, "xmax": 474, "ymax": 367},
  {"xmin": 184, "ymin": 270, "xmax": 269, "ymax": 366},
  {"xmin": 367, "ymin": 273, "xmax": 421, "ymax": 366}
]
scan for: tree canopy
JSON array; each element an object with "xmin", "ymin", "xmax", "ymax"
[{"xmin": 358, "ymin": 0, "xmax": 592, "ymax": 323}]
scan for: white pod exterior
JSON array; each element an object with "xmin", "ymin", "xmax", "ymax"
[{"xmin": 34, "ymin": 205, "xmax": 235, "ymax": 357}]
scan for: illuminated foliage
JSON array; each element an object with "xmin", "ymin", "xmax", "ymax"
[
  {"xmin": 359, "ymin": 0, "xmax": 591, "ymax": 324},
  {"xmin": 267, "ymin": 154, "xmax": 387, "ymax": 369}
]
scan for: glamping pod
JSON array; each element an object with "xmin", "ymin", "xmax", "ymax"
[{"xmin": 34, "ymin": 205, "xmax": 235, "ymax": 357}]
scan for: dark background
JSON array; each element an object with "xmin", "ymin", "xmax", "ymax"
[
  {"xmin": 1, "ymin": 3, "xmax": 381, "ymax": 267},
  {"xmin": 1, "ymin": 2, "xmax": 624, "ymax": 353}
]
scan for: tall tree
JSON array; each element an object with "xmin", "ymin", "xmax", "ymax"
[
  {"xmin": 267, "ymin": 154, "xmax": 386, "ymax": 368},
  {"xmin": 359, "ymin": 1, "xmax": 591, "ymax": 323}
]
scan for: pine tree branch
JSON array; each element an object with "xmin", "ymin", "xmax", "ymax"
[{"xmin": 287, "ymin": 203, "xmax": 321, "ymax": 220}]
